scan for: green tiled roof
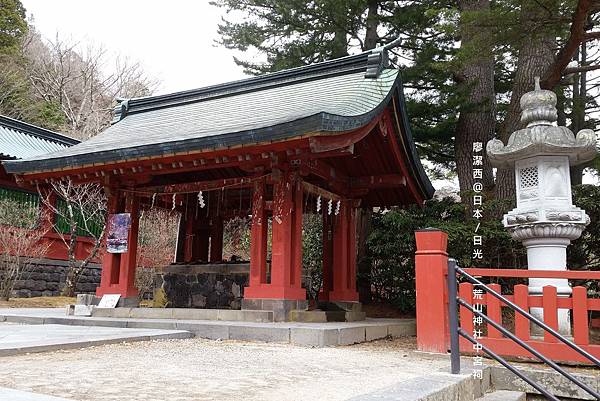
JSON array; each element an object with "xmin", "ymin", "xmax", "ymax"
[
  {"xmin": 0, "ymin": 115, "xmax": 78, "ymax": 160},
  {"xmin": 2, "ymin": 50, "xmax": 433, "ymax": 199}
]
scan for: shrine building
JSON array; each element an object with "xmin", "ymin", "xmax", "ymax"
[
  {"xmin": 0, "ymin": 115, "xmax": 101, "ymax": 263},
  {"xmin": 3, "ymin": 47, "xmax": 433, "ymax": 321}
]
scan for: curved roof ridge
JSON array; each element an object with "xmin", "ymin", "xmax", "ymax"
[{"xmin": 114, "ymin": 52, "xmax": 373, "ymax": 120}]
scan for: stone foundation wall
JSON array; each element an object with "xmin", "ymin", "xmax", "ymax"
[
  {"xmin": 11, "ymin": 259, "xmax": 101, "ymax": 298},
  {"xmin": 155, "ymin": 263, "xmax": 249, "ymax": 309}
]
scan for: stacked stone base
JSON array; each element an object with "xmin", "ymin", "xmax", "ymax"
[
  {"xmin": 242, "ymin": 298, "xmax": 308, "ymax": 322},
  {"xmin": 155, "ymin": 263, "xmax": 249, "ymax": 309},
  {"xmin": 10, "ymin": 259, "xmax": 101, "ymax": 298}
]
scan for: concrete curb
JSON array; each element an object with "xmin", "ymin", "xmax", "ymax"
[
  {"xmin": 0, "ymin": 387, "xmax": 75, "ymax": 401},
  {"xmin": 0, "ymin": 312, "xmax": 415, "ymax": 347},
  {"xmin": 348, "ymin": 372, "xmax": 475, "ymax": 401},
  {"xmin": 490, "ymin": 365, "xmax": 600, "ymax": 400},
  {"xmin": 0, "ymin": 330, "xmax": 193, "ymax": 357}
]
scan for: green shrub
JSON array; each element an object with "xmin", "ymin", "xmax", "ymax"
[{"xmin": 364, "ymin": 197, "xmax": 525, "ymax": 313}]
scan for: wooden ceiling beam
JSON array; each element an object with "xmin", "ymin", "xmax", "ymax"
[{"xmin": 350, "ymin": 174, "xmax": 406, "ymax": 189}]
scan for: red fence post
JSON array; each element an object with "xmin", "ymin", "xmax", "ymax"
[
  {"xmin": 415, "ymin": 229, "xmax": 449, "ymax": 353},
  {"xmin": 459, "ymin": 282, "xmax": 474, "ymax": 349},
  {"xmin": 487, "ymin": 283, "xmax": 502, "ymax": 338},
  {"xmin": 543, "ymin": 285, "xmax": 559, "ymax": 343},
  {"xmin": 514, "ymin": 284, "xmax": 530, "ymax": 341},
  {"xmin": 572, "ymin": 286, "xmax": 589, "ymax": 346}
]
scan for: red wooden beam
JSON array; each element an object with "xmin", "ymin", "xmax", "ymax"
[
  {"xmin": 350, "ymin": 174, "xmax": 406, "ymax": 189},
  {"xmin": 145, "ymin": 176, "xmax": 261, "ymax": 194},
  {"xmin": 308, "ymin": 115, "xmax": 381, "ymax": 153},
  {"xmin": 301, "ymin": 181, "xmax": 342, "ymax": 201},
  {"xmin": 462, "ymin": 268, "xmax": 600, "ymax": 280},
  {"xmin": 298, "ymin": 145, "xmax": 354, "ymax": 160},
  {"xmin": 299, "ymin": 158, "xmax": 349, "ymax": 194},
  {"xmin": 19, "ymin": 138, "xmax": 312, "ymax": 184},
  {"xmin": 473, "ymin": 338, "xmax": 600, "ymax": 365},
  {"xmin": 473, "ymin": 293, "xmax": 600, "ymax": 311}
]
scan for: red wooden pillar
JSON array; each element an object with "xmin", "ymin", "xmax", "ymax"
[
  {"xmin": 247, "ymin": 178, "xmax": 268, "ymax": 290},
  {"xmin": 329, "ymin": 200, "xmax": 359, "ymax": 302},
  {"xmin": 96, "ymin": 190, "xmax": 139, "ymax": 300},
  {"xmin": 270, "ymin": 172, "xmax": 305, "ymax": 299},
  {"xmin": 244, "ymin": 171, "xmax": 305, "ymax": 300},
  {"xmin": 347, "ymin": 205, "xmax": 357, "ymax": 294},
  {"xmin": 415, "ymin": 229, "xmax": 449, "ymax": 353},
  {"xmin": 319, "ymin": 208, "xmax": 333, "ymax": 301},
  {"xmin": 118, "ymin": 193, "xmax": 140, "ymax": 298},
  {"xmin": 97, "ymin": 188, "xmax": 122, "ymax": 296},
  {"xmin": 291, "ymin": 178, "xmax": 303, "ymax": 288},
  {"xmin": 209, "ymin": 215, "xmax": 223, "ymax": 262}
]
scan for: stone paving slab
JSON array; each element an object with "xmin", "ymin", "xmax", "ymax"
[
  {"xmin": 0, "ymin": 387, "xmax": 74, "ymax": 400},
  {"xmin": 0, "ymin": 323, "xmax": 193, "ymax": 356},
  {"xmin": 0, "ymin": 308, "xmax": 415, "ymax": 347}
]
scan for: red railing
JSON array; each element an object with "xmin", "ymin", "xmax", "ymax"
[
  {"xmin": 458, "ymin": 268, "xmax": 600, "ymax": 364},
  {"xmin": 414, "ymin": 229, "xmax": 600, "ymax": 365}
]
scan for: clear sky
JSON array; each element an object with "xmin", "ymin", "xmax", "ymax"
[{"xmin": 21, "ymin": 0, "xmax": 249, "ymax": 95}]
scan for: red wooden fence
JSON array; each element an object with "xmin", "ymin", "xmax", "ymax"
[{"xmin": 414, "ymin": 229, "xmax": 600, "ymax": 365}]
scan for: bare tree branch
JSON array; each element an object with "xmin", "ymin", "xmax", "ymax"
[
  {"xmin": 24, "ymin": 31, "xmax": 159, "ymax": 139},
  {"xmin": 0, "ymin": 200, "xmax": 50, "ymax": 300},
  {"xmin": 38, "ymin": 179, "xmax": 107, "ymax": 297},
  {"xmin": 564, "ymin": 64, "xmax": 600, "ymax": 74}
]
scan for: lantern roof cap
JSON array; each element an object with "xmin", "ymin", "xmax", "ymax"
[{"xmin": 487, "ymin": 78, "xmax": 597, "ymax": 168}]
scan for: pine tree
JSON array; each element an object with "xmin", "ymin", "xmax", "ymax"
[{"xmin": 212, "ymin": 0, "xmax": 600, "ymax": 204}]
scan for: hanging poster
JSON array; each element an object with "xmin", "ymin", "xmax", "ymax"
[{"xmin": 106, "ymin": 213, "xmax": 131, "ymax": 253}]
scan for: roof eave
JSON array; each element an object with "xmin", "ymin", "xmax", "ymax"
[
  {"xmin": 390, "ymin": 79, "xmax": 435, "ymax": 201},
  {"xmin": 0, "ymin": 115, "xmax": 80, "ymax": 147}
]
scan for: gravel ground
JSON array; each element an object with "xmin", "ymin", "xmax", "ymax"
[{"xmin": 0, "ymin": 337, "xmax": 451, "ymax": 401}]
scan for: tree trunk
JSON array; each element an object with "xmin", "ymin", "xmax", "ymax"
[
  {"xmin": 455, "ymin": 0, "xmax": 496, "ymax": 204},
  {"xmin": 61, "ymin": 269, "xmax": 77, "ymax": 297},
  {"xmin": 332, "ymin": 29, "xmax": 349, "ymax": 58},
  {"xmin": 571, "ymin": 42, "xmax": 587, "ymax": 186},
  {"xmin": 364, "ymin": 0, "xmax": 379, "ymax": 50},
  {"xmin": 495, "ymin": 1, "xmax": 557, "ymax": 202}
]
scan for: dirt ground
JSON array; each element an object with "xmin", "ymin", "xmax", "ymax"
[{"xmin": 0, "ymin": 296, "xmax": 75, "ymax": 308}]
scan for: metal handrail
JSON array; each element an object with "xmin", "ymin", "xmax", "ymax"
[
  {"xmin": 447, "ymin": 258, "xmax": 600, "ymax": 400},
  {"xmin": 457, "ymin": 265, "xmax": 600, "ymax": 367},
  {"xmin": 458, "ymin": 329, "xmax": 560, "ymax": 401}
]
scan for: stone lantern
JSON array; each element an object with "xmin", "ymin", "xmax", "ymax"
[{"xmin": 486, "ymin": 77, "xmax": 597, "ymax": 335}]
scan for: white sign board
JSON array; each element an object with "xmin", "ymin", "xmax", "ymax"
[{"xmin": 97, "ymin": 294, "xmax": 121, "ymax": 308}]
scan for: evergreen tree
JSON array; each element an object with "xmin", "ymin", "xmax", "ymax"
[
  {"xmin": 212, "ymin": 0, "xmax": 600, "ymax": 202},
  {"xmin": 0, "ymin": 0, "xmax": 27, "ymax": 54}
]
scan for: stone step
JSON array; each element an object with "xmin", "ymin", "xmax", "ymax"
[
  {"xmin": 0, "ymin": 310, "xmax": 416, "ymax": 347},
  {"xmin": 91, "ymin": 307, "xmax": 273, "ymax": 322},
  {"xmin": 477, "ymin": 390, "xmax": 526, "ymax": 401}
]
